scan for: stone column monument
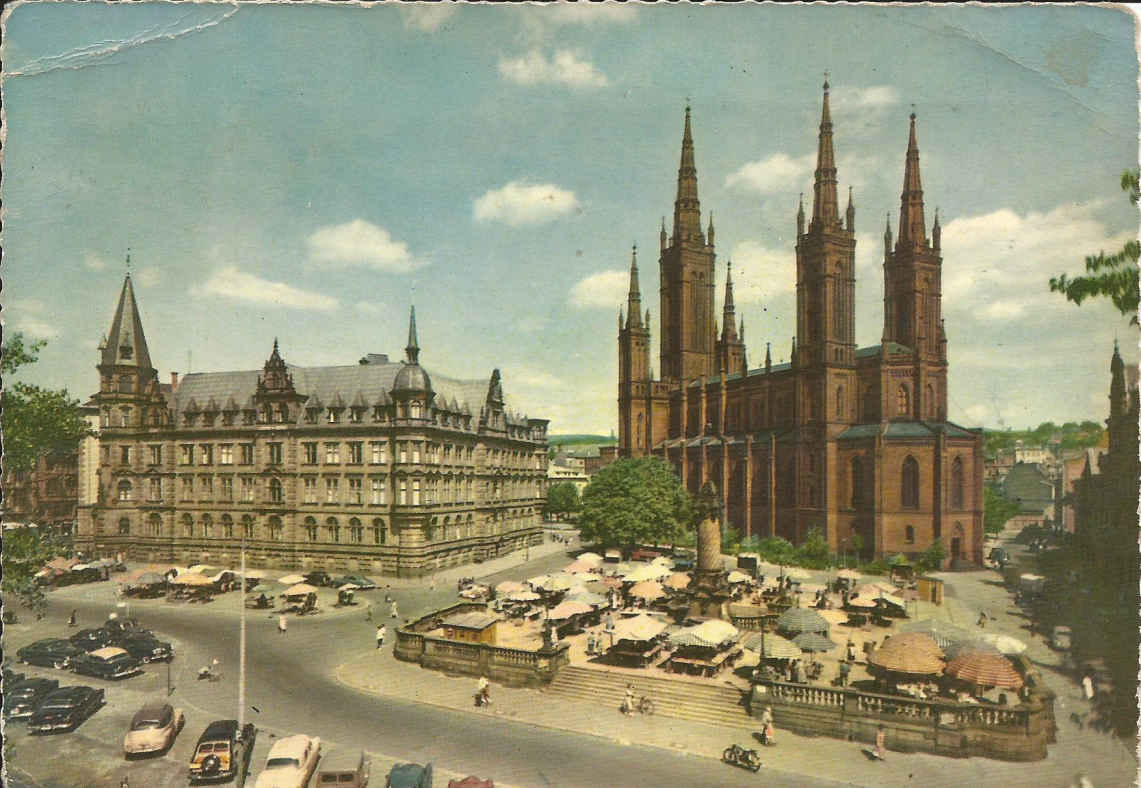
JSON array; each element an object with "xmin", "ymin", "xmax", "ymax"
[{"xmin": 688, "ymin": 480, "xmax": 731, "ymax": 619}]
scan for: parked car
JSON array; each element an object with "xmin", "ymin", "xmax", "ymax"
[
  {"xmin": 71, "ymin": 646, "xmax": 143, "ymax": 680},
  {"xmin": 252, "ymin": 733, "xmax": 321, "ymax": 788},
  {"xmin": 104, "ymin": 617, "xmax": 146, "ymax": 637},
  {"xmin": 69, "ymin": 627, "xmax": 116, "ymax": 652},
  {"xmin": 4, "ymin": 667, "xmax": 27, "ymax": 686},
  {"xmin": 630, "ymin": 547, "xmax": 667, "ymax": 561},
  {"xmin": 315, "ymin": 749, "xmax": 370, "ymax": 787},
  {"xmin": 304, "ymin": 571, "xmax": 335, "ymax": 588},
  {"xmin": 1051, "ymin": 625, "xmax": 1073, "ymax": 652},
  {"xmin": 4, "ymin": 677, "xmax": 60, "ymax": 720},
  {"xmin": 114, "ymin": 631, "xmax": 173, "ymax": 663},
  {"xmin": 27, "ymin": 685, "xmax": 104, "ymax": 733},
  {"xmin": 123, "ymin": 701, "xmax": 185, "ymax": 757},
  {"xmin": 17, "ymin": 638, "xmax": 84, "ymax": 669},
  {"xmin": 334, "ymin": 574, "xmax": 378, "ymax": 591},
  {"xmin": 386, "ymin": 763, "xmax": 433, "ymax": 788},
  {"xmin": 189, "ymin": 719, "xmax": 257, "ymax": 784}
]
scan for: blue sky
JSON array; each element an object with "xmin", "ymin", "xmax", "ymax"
[{"xmin": 2, "ymin": 2, "xmax": 1137, "ymax": 434}]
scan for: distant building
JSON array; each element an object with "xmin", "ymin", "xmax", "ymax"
[
  {"xmin": 1, "ymin": 435, "xmax": 90, "ymax": 534},
  {"xmin": 547, "ymin": 452, "xmax": 589, "ymax": 494},
  {"xmin": 75, "ymin": 275, "xmax": 550, "ymax": 578},
  {"xmin": 1002, "ymin": 461, "xmax": 1055, "ymax": 530},
  {"xmin": 1013, "ymin": 440, "xmax": 1052, "ymax": 467},
  {"xmin": 984, "ymin": 449, "xmax": 1016, "ymax": 485}
]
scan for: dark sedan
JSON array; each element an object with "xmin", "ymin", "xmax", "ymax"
[
  {"xmin": 105, "ymin": 617, "xmax": 146, "ymax": 637},
  {"xmin": 71, "ymin": 647, "xmax": 143, "ymax": 680},
  {"xmin": 334, "ymin": 574, "xmax": 378, "ymax": 591},
  {"xmin": 17, "ymin": 639, "xmax": 84, "ymax": 669},
  {"xmin": 70, "ymin": 627, "xmax": 115, "ymax": 652},
  {"xmin": 114, "ymin": 632, "xmax": 173, "ymax": 663},
  {"xmin": 28, "ymin": 685, "xmax": 105, "ymax": 733},
  {"xmin": 4, "ymin": 677, "xmax": 60, "ymax": 720}
]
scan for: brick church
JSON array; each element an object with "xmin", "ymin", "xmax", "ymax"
[{"xmin": 617, "ymin": 82, "xmax": 984, "ymax": 567}]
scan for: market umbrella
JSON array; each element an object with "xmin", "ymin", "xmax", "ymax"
[
  {"xmin": 899, "ymin": 619, "xmax": 971, "ymax": 650},
  {"xmin": 877, "ymin": 594, "xmax": 907, "ymax": 611},
  {"xmin": 623, "ymin": 565, "xmax": 665, "ymax": 583},
  {"xmin": 338, "ymin": 583, "xmax": 360, "ymax": 591},
  {"xmin": 566, "ymin": 590, "xmax": 607, "ymax": 607},
  {"xmin": 793, "ymin": 632, "xmax": 837, "ymax": 653},
  {"xmin": 171, "ymin": 573, "xmax": 212, "ymax": 586},
  {"xmin": 564, "ymin": 560, "xmax": 596, "ymax": 575},
  {"xmin": 742, "ymin": 631, "xmax": 802, "ymax": 660},
  {"xmin": 664, "ymin": 572, "xmax": 691, "ymax": 590},
  {"xmin": 507, "ymin": 590, "xmax": 541, "ymax": 602},
  {"xmin": 576, "ymin": 552, "xmax": 603, "ymax": 564},
  {"xmin": 277, "ymin": 574, "xmax": 306, "ymax": 586},
  {"xmin": 979, "ymin": 633, "xmax": 1028, "ymax": 655},
  {"xmin": 846, "ymin": 596, "xmax": 877, "ymax": 609},
  {"xmin": 283, "ymin": 583, "xmax": 319, "ymax": 596},
  {"xmin": 854, "ymin": 583, "xmax": 896, "ymax": 599},
  {"xmin": 776, "ymin": 607, "xmax": 829, "ymax": 636},
  {"xmin": 867, "ymin": 635, "xmax": 945, "ymax": 677},
  {"xmin": 135, "ymin": 572, "xmax": 167, "ymax": 586},
  {"xmin": 945, "ymin": 652, "xmax": 1024, "ymax": 690},
  {"xmin": 628, "ymin": 580, "xmax": 665, "ymax": 601},
  {"xmin": 943, "ymin": 638, "xmax": 1002, "ymax": 660},
  {"xmin": 495, "ymin": 580, "xmax": 526, "ymax": 595},
  {"xmin": 610, "ymin": 613, "xmax": 668, "ymax": 642},
  {"xmin": 881, "ymin": 632, "xmax": 944, "ymax": 657},
  {"xmin": 241, "ymin": 569, "xmax": 269, "ymax": 580},
  {"xmin": 248, "ymin": 580, "xmax": 286, "ymax": 595},
  {"xmin": 187, "ymin": 564, "xmax": 219, "ymax": 575},
  {"xmin": 541, "ymin": 573, "xmax": 579, "ymax": 592},
  {"xmin": 651, "ymin": 555, "xmax": 674, "ymax": 567},
  {"xmin": 727, "ymin": 570, "xmax": 752, "ymax": 584},
  {"xmin": 670, "ymin": 619, "xmax": 739, "ymax": 648},
  {"xmin": 548, "ymin": 600, "xmax": 592, "ymax": 620},
  {"xmin": 527, "ymin": 574, "xmax": 552, "ymax": 588}
]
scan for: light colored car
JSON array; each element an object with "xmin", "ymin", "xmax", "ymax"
[
  {"xmin": 253, "ymin": 733, "xmax": 321, "ymax": 788},
  {"xmin": 123, "ymin": 701, "xmax": 185, "ymax": 757}
]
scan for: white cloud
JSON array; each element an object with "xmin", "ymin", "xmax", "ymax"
[
  {"xmin": 354, "ymin": 300, "xmax": 384, "ymax": 316},
  {"xmin": 725, "ymin": 153, "xmax": 814, "ymax": 194},
  {"xmin": 473, "ymin": 181, "xmax": 580, "ymax": 226},
  {"xmin": 83, "ymin": 252, "xmax": 109, "ymax": 271},
  {"xmin": 136, "ymin": 266, "xmax": 161, "ymax": 287},
  {"xmin": 835, "ymin": 85, "xmax": 899, "ymax": 112},
  {"xmin": 6, "ymin": 298, "xmax": 60, "ymax": 339},
  {"xmin": 498, "ymin": 49, "xmax": 609, "ymax": 89},
  {"xmin": 728, "ymin": 241, "xmax": 796, "ymax": 304},
  {"xmin": 501, "ymin": 364, "xmax": 565, "ymax": 390},
  {"xmin": 191, "ymin": 267, "xmax": 338, "ymax": 311},
  {"xmin": 541, "ymin": 4, "xmax": 637, "ymax": 25},
  {"xmin": 306, "ymin": 219, "xmax": 426, "ymax": 273},
  {"xmin": 401, "ymin": 3, "xmax": 458, "ymax": 32},
  {"xmin": 568, "ymin": 269, "xmax": 628, "ymax": 309}
]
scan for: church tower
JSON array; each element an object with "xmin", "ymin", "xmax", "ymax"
[
  {"xmin": 95, "ymin": 271, "xmax": 166, "ymax": 431},
  {"xmin": 619, "ymin": 245, "xmax": 654, "ymax": 455},
  {"xmin": 716, "ymin": 264, "xmax": 747, "ymax": 376},
  {"xmin": 882, "ymin": 113, "xmax": 948, "ymax": 420},
  {"xmin": 659, "ymin": 106, "xmax": 717, "ymax": 382}
]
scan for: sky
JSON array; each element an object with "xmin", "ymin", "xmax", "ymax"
[{"xmin": 1, "ymin": 2, "xmax": 1137, "ymax": 435}]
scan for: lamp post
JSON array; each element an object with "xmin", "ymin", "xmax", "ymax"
[{"xmin": 238, "ymin": 531, "xmax": 246, "ymax": 729}]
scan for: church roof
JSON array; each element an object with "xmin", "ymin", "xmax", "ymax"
[{"xmin": 837, "ymin": 421, "xmax": 979, "ymax": 441}]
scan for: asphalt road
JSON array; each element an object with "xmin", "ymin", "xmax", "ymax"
[{"xmin": 12, "ymin": 555, "xmax": 848, "ymax": 788}]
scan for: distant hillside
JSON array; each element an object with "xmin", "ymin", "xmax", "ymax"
[
  {"xmin": 548, "ymin": 434, "xmax": 617, "ymax": 450},
  {"xmin": 984, "ymin": 420, "xmax": 1104, "ymax": 457}
]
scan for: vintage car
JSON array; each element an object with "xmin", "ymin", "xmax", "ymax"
[
  {"xmin": 304, "ymin": 571, "xmax": 336, "ymax": 588},
  {"xmin": 114, "ymin": 631, "xmax": 173, "ymax": 663},
  {"xmin": 4, "ymin": 677, "xmax": 60, "ymax": 720},
  {"xmin": 71, "ymin": 646, "xmax": 144, "ymax": 680},
  {"xmin": 252, "ymin": 733, "xmax": 322, "ymax": 788},
  {"xmin": 386, "ymin": 762, "xmax": 433, "ymax": 788},
  {"xmin": 104, "ymin": 617, "xmax": 146, "ymax": 637},
  {"xmin": 4, "ymin": 667, "xmax": 27, "ymax": 686},
  {"xmin": 28, "ymin": 685, "xmax": 105, "ymax": 733},
  {"xmin": 69, "ymin": 627, "xmax": 116, "ymax": 652},
  {"xmin": 314, "ymin": 748, "xmax": 370, "ymax": 787},
  {"xmin": 333, "ymin": 574, "xmax": 378, "ymax": 591},
  {"xmin": 124, "ymin": 701, "xmax": 185, "ymax": 757},
  {"xmin": 189, "ymin": 719, "xmax": 257, "ymax": 784},
  {"xmin": 17, "ymin": 638, "xmax": 84, "ymax": 669}
]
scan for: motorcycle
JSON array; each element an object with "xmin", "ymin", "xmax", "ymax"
[
  {"xmin": 722, "ymin": 743, "xmax": 762, "ymax": 773},
  {"xmin": 620, "ymin": 695, "xmax": 655, "ymax": 716}
]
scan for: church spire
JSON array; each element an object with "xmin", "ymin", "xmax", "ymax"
[
  {"xmin": 846, "ymin": 186, "xmax": 855, "ymax": 233},
  {"xmin": 101, "ymin": 271, "xmax": 154, "ymax": 372},
  {"xmin": 405, "ymin": 305, "xmax": 420, "ymax": 364},
  {"xmin": 626, "ymin": 244, "xmax": 643, "ymax": 329},
  {"xmin": 1110, "ymin": 339, "xmax": 1127, "ymax": 417},
  {"xmin": 673, "ymin": 104, "xmax": 703, "ymax": 242},
  {"xmin": 898, "ymin": 112, "xmax": 927, "ymax": 248},
  {"xmin": 811, "ymin": 78, "xmax": 839, "ymax": 230},
  {"xmin": 721, "ymin": 263, "xmax": 738, "ymax": 342}
]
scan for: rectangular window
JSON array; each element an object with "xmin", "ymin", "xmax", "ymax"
[
  {"xmin": 306, "ymin": 524, "xmax": 318, "ymax": 541},
  {"xmin": 120, "ymin": 446, "xmax": 131, "ymax": 465},
  {"xmin": 268, "ymin": 442, "xmax": 283, "ymax": 465},
  {"xmin": 412, "ymin": 444, "xmax": 421, "ymax": 464},
  {"xmin": 223, "ymin": 520, "xmax": 234, "ymax": 538},
  {"xmin": 241, "ymin": 477, "xmax": 255, "ymax": 502},
  {"xmin": 412, "ymin": 479, "xmax": 421, "ymax": 505},
  {"xmin": 200, "ymin": 476, "xmax": 213, "ymax": 498},
  {"xmin": 326, "ymin": 478, "xmax": 339, "ymax": 503},
  {"xmin": 220, "ymin": 445, "xmax": 233, "ymax": 465},
  {"xmin": 351, "ymin": 525, "xmax": 363, "ymax": 543},
  {"xmin": 148, "ymin": 478, "xmax": 162, "ymax": 501},
  {"xmin": 370, "ymin": 442, "xmax": 385, "ymax": 464},
  {"xmin": 221, "ymin": 477, "xmax": 234, "ymax": 501},
  {"xmin": 348, "ymin": 442, "xmax": 363, "ymax": 464},
  {"xmin": 303, "ymin": 442, "xmax": 318, "ymax": 465},
  {"xmin": 200, "ymin": 444, "xmax": 213, "ymax": 465},
  {"xmin": 240, "ymin": 443, "xmax": 254, "ymax": 465},
  {"xmin": 325, "ymin": 443, "xmax": 340, "ymax": 464},
  {"xmin": 399, "ymin": 480, "xmax": 407, "ymax": 505},
  {"xmin": 304, "ymin": 477, "xmax": 317, "ymax": 504},
  {"xmin": 348, "ymin": 477, "xmax": 363, "ymax": 504},
  {"xmin": 149, "ymin": 445, "xmax": 162, "ymax": 465},
  {"xmin": 399, "ymin": 444, "xmax": 408, "ymax": 463},
  {"xmin": 370, "ymin": 478, "xmax": 385, "ymax": 505},
  {"xmin": 181, "ymin": 477, "xmax": 193, "ymax": 501}
]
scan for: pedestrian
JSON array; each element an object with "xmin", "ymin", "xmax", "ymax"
[
  {"xmin": 977, "ymin": 612, "xmax": 987, "ymax": 629},
  {"xmin": 1082, "ymin": 672, "xmax": 1094, "ymax": 701},
  {"xmin": 366, "ymin": 604, "xmax": 373, "ymax": 622},
  {"xmin": 760, "ymin": 706, "xmax": 776, "ymax": 745},
  {"xmin": 846, "ymin": 639, "xmax": 857, "ymax": 662},
  {"xmin": 874, "ymin": 724, "xmax": 886, "ymax": 760},
  {"xmin": 376, "ymin": 624, "xmax": 386, "ymax": 649},
  {"xmin": 390, "ymin": 600, "xmax": 399, "ymax": 620},
  {"xmin": 839, "ymin": 659, "xmax": 851, "ymax": 687},
  {"xmin": 68, "ymin": 609, "xmax": 77, "ymax": 627},
  {"xmin": 477, "ymin": 675, "xmax": 491, "ymax": 707},
  {"xmin": 278, "ymin": 614, "xmax": 287, "ymax": 635},
  {"xmin": 622, "ymin": 683, "xmax": 635, "ymax": 716}
]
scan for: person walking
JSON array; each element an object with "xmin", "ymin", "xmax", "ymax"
[
  {"xmin": 376, "ymin": 624, "xmax": 386, "ymax": 649},
  {"xmin": 390, "ymin": 600, "xmax": 399, "ymax": 620},
  {"xmin": 278, "ymin": 614, "xmax": 287, "ymax": 635},
  {"xmin": 622, "ymin": 683, "xmax": 636, "ymax": 716},
  {"xmin": 1082, "ymin": 672, "xmax": 1094, "ymax": 701},
  {"xmin": 477, "ymin": 676, "xmax": 490, "ymax": 707},
  {"xmin": 977, "ymin": 612, "xmax": 987, "ymax": 629},
  {"xmin": 838, "ymin": 659, "xmax": 851, "ymax": 687},
  {"xmin": 68, "ymin": 609, "xmax": 77, "ymax": 627},
  {"xmin": 874, "ymin": 724, "xmax": 887, "ymax": 760},
  {"xmin": 366, "ymin": 603, "xmax": 373, "ymax": 622},
  {"xmin": 846, "ymin": 639, "xmax": 857, "ymax": 662}
]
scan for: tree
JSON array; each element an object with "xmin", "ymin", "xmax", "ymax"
[
  {"xmin": 984, "ymin": 483, "xmax": 1021, "ymax": 534},
  {"xmin": 578, "ymin": 457, "xmax": 693, "ymax": 552},
  {"xmin": 1050, "ymin": 169, "xmax": 1140, "ymax": 324},
  {"xmin": 1, "ymin": 526, "xmax": 68, "ymax": 617},
  {"xmin": 917, "ymin": 540, "xmax": 946, "ymax": 572},
  {"xmin": 545, "ymin": 481, "xmax": 581, "ymax": 521},
  {"xmin": 1, "ymin": 333, "xmax": 91, "ymax": 473}
]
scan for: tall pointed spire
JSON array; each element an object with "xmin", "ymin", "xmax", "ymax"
[
  {"xmin": 811, "ymin": 78, "xmax": 839, "ymax": 230},
  {"xmin": 884, "ymin": 213, "xmax": 893, "ymax": 260},
  {"xmin": 797, "ymin": 193, "xmax": 805, "ymax": 237},
  {"xmin": 626, "ymin": 244, "xmax": 643, "ymax": 329},
  {"xmin": 898, "ymin": 112, "xmax": 927, "ymax": 247},
  {"xmin": 101, "ymin": 272, "xmax": 154, "ymax": 371},
  {"xmin": 932, "ymin": 207, "xmax": 941, "ymax": 251},
  {"xmin": 673, "ymin": 104, "xmax": 703, "ymax": 241},
  {"xmin": 846, "ymin": 186, "xmax": 855, "ymax": 233},
  {"xmin": 721, "ymin": 262, "xmax": 738, "ymax": 342},
  {"xmin": 405, "ymin": 305, "xmax": 420, "ymax": 364},
  {"xmin": 1110, "ymin": 339, "xmax": 1127, "ymax": 417}
]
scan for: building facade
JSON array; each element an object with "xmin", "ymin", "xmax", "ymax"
[
  {"xmin": 75, "ymin": 279, "xmax": 549, "ymax": 577},
  {"xmin": 617, "ymin": 84, "xmax": 984, "ymax": 566}
]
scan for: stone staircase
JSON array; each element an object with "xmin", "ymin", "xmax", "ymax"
[{"xmin": 544, "ymin": 665, "xmax": 754, "ymax": 729}]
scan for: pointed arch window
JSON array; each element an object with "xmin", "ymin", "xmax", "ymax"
[
  {"xmin": 182, "ymin": 513, "xmax": 194, "ymax": 537},
  {"xmin": 902, "ymin": 456, "xmax": 920, "ymax": 509},
  {"xmin": 148, "ymin": 513, "xmax": 163, "ymax": 537},
  {"xmin": 836, "ymin": 386, "xmax": 845, "ymax": 420},
  {"xmin": 897, "ymin": 385, "xmax": 910, "ymax": 417},
  {"xmin": 327, "ymin": 516, "xmax": 340, "ymax": 543},
  {"xmin": 201, "ymin": 514, "xmax": 213, "ymax": 538},
  {"xmin": 268, "ymin": 516, "xmax": 283, "ymax": 541},
  {"xmin": 926, "ymin": 384, "xmax": 936, "ymax": 419},
  {"xmin": 221, "ymin": 514, "xmax": 234, "ymax": 539},
  {"xmin": 850, "ymin": 456, "xmax": 864, "ymax": 507},
  {"xmin": 304, "ymin": 516, "xmax": 318, "ymax": 541},
  {"xmin": 373, "ymin": 517, "xmax": 386, "ymax": 544},
  {"xmin": 241, "ymin": 514, "xmax": 255, "ymax": 540},
  {"xmin": 951, "ymin": 457, "xmax": 965, "ymax": 510}
]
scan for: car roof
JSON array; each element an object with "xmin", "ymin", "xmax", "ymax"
[
  {"xmin": 133, "ymin": 701, "xmax": 172, "ymax": 720},
  {"xmin": 268, "ymin": 734, "xmax": 314, "ymax": 759},
  {"xmin": 30, "ymin": 638, "xmax": 72, "ymax": 647},
  {"xmin": 46, "ymin": 686, "xmax": 93, "ymax": 700},
  {"xmin": 199, "ymin": 719, "xmax": 239, "ymax": 741},
  {"xmin": 89, "ymin": 646, "xmax": 129, "ymax": 659},
  {"xmin": 318, "ymin": 749, "xmax": 365, "ymax": 772}
]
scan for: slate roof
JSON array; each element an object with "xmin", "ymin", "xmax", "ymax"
[
  {"xmin": 837, "ymin": 421, "xmax": 980, "ymax": 441},
  {"xmin": 443, "ymin": 612, "xmax": 499, "ymax": 630}
]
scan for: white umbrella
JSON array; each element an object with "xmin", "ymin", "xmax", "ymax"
[
  {"xmin": 541, "ymin": 574, "xmax": 578, "ymax": 592},
  {"xmin": 726, "ymin": 570, "xmax": 752, "ymax": 584},
  {"xmin": 495, "ymin": 580, "xmax": 526, "ymax": 594},
  {"xmin": 187, "ymin": 564, "xmax": 219, "ymax": 575},
  {"xmin": 577, "ymin": 552, "xmax": 604, "ymax": 564},
  {"xmin": 548, "ymin": 600, "xmax": 592, "ymax": 620},
  {"xmin": 283, "ymin": 583, "xmax": 319, "ymax": 596},
  {"xmin": 508, "ymin": 590, "xmax": 541, "ymax": 602},
  {"xmin": 527, "ymin": 574, "xmax": 552, "ymax": 588},
  {"xmin": 338, "ymin": 583, "xmax": 360, "ymax": 591},
  {"xmin": 979, "ymin": 633, "xmax": 1027, "ymax": 655},
  {"xmin": 610, "ymin": 613, "xmax": 667, "ymax": 642},
  {"xmin": 651, "ymin": 556, "xmax": 674, "ymax": 567},
  {"xmin": 277, "ymin": 573, "xmax": 306, "ymax": 586}
]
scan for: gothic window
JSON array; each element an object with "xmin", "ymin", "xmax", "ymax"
[
  {"xmin": 118, "ymin": 517, "xmax": 131, "ymax": 535},
  {"xmin": 897, "ymin": 384, "xmax": 910, "ymax": 417},
  {"xmin": 265, "ymin": 516, "xmax": 281, "ymax": 540},
  {"xmin": 182, "ymin": 513, "xmax": 194, "ymax": 537},
  {"xmin": 926, "ymin": 384, "xmax": 936, "ymax": 419},
  {"xmin": 148, "ymin": 513, "xmax": 162, "ymax": 537},
  {"xmin": 850, "ymin": 456, "xmax": 864, "ymax": 507},
  {"xmin": 836, "ymin": 386, "xmax": 844, "ymax": 420},
  {"xmin": 326, "ymin": 517, "xmax": 340, "ymax": 542},
  {"xmin": 241, "ymin": 515, "xmax": 254, "ymax": 539},
  {"xmin": 201, "ymin": 514, "xmax": 213, "ymax": 538},
  {"xmin": 951, "ymin": 457, "xmax": 965, "ymax": 510},
  {"xmin": 863, "ymin": 386, "xmax": 875, "ymax": 421},
  {"xmin": 117, "ymin": 480, "xmax": 133, "ymax": 502},
  {"xmin": 902, "ymin": 456, "xmax": 920, "ymax": 509},
  {"xmin": 350, "ymin": 517, "xmax": 363, "ymax": 543},
  {"xmin": 636, "ymin": 413, "xmax": 643, "ymax": 447},
  {"xmin": 905, "ymin": 525, "xmax": 915, "ymax": 544},
  {"xmin": 373, "ymin": 517, "xmax": 386, "ymax": 544}
]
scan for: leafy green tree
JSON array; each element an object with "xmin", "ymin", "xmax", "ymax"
[
  {"xmin": 1, "ymin": 527, "xmax": 67, "ymax": 617},
  {"xmin": 1, "ymin": 333, "xmax": 91, "ymax": 473},
  {"xmin": 917, "ymin": 540, "xmax": 947, "ymax": 572},
  {"xmin": 544, "ymin": 481, "xmax": 581, "ymax": 521},
  {"xmin": 984, "ymin": 483, "xmax": 1021, "ymax": 534},
  {"xmin": 1050, "ymin": 169, "xmax": 1140, "ymax": 324},
  {"xmin": 578, "ymin": 457, "xmax": 692, "ymax": 552},
  {"xmin": 797, "ymin": 527, "xmax": 831, "ymax": 568}
]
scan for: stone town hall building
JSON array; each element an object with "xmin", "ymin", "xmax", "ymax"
[
  {"xmin": 75, "ymin": 282, "xmax": 550, "ymax": 578},
  {"xmin": 618, "ymin": 83, "xmax": 984, "ymax": 566}
]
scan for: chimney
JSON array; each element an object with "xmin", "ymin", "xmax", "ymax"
[{"xmin": 170, "ymin": 372, "xmax": 180, "ymax": 391}]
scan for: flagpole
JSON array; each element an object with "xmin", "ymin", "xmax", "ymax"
[{"xmin": 239, "ymin": 532, "xmax": 246, "ymax": 729}]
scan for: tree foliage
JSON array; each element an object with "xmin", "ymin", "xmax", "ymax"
[
  {"xmin": 545, "ymin": 481, "xmax": 581, "ymax": 521},
  {"xmin": 1, "ymin": 526, "xmax": 68, "ymax": 616},
  {"xmin": 578, "ymin": 457, "xmax": 692, "ymax": 551},
  {"xmin": 1, "ymin": 333, "xmax": 91, "ymax": 472},
  {"xmin": 1050, "ymin": 169, "xmax": 1140, "ymax": 324},
  {"xmin": 917, "ymin": 539, "xmax": 947, "ymax": 572},
  {"xmin": 984, "ymin": 483, "xmax": 1021, "ymax": 534}
]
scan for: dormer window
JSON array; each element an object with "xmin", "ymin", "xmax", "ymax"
[
  {"xmin": 305, "ymin": 408, "xmax": 319, "ymax": 425},
  {"xmin": 242, "ymin": 410, "xmax": 256, "ymax": 426},
  {"xmin": 328, "ymin": 408, "xmax": 340, "ymax": 424},
  {"xmin": 183, "ymin": 412, "xmax": 196, "ymax": 427},
  {"xmin": 410, "ymin": 401, "xmax": 423, "ymax": 419},
  {"xmin": 372, "ymin": 406, "xmax": 384, "ymax": 421},
  {"xmin": 350, "ymin": 407, "xmax": 364, "ymax": 424},
  {"xmin": 222, "ymin": 412, "xmax": 235, "ymax": 426},
  {"xmin": 119, "ymin": 344, "xmax": 132, "ymax": 360},
  {"xmin": 278, "ymin": 404, "xmax": 290, "ymax": 422}
]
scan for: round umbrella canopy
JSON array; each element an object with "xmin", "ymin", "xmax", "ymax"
[
  {"xmin": 564, "ymin": 560, "xmax": 595, "ymax": 575},
  {"xmin": 541, "ymin": 573, "xmax": 579, "ymax": 592},
  {"xmin": 899, "ymin": 619, "xmax": 971, "ymax": 650},
  {"xmin": 495, "ymin": 580, "xmax": 526, "ymax": 594},
  {"xmin": 868, "ymin": 635, "xmax": 945, "ymax": 676},
  {"xmin": 283, "ymin": 583, "xmax": 319, "ymax": 596},
  {"xmin": 248, "ymin": 580, "xmax": 286, "ymax": 595},
  {"xmin": 651, "ymin": 555, "xmax": 674, "ymax": 567},
  {"xmin": 846, "ymin": 596, "xmax": 877, "ymax": 608},
  {"xmin": 945, "ymin": 652, "xmax": 1024, "ymax": 689},
  {"xmin": 507, "ymin": 590, "xmax": 541, "ymax": 602},
  {"xmin": 241, "ymin": 569, "xmax": 269, "ymax": 580},
  {"xmin": 566, "ymin": 590, "xmax": 607, "ymax": 607},
  {"xmin": 776, "ymin": 607, "xmax": 829, "ymax": 636},
  {"xmin": 664, "ymin": 572, "xmax": 691, "ymax": 590},
  {"xmin": 727, "ymin": 570, "xmax": 752, "ymax": 584},
  {"xmin": 742, "ymin": 631, "xmax": 802, "ymax": 660},
  {"xmin": 171, "ymin": 572, "xmax": 212, "ymax": 586},
  {"xmin": 854, "ymin": 583, "xmax": 896, "ymax": 599},
  {"xmin": 837, "ymin": 568, "xmax": 862, "ymax": 580},
  {"xmin": 944, "ymin": 638, "xmax": 1002, "ymax": 661},
  {"xmin": 979, "ymin": 633, "xmax": 1028, "ymax": 655},
  {"xmin": 527, "ymin": 574, "xmax": 552, "ymax": 588},
  {"xmin": 609, "ymin": 613, "xmax": 667, "ymax": 642},
  {"xmin": 793, "ymin": 632, "xmax": 837, "ymax": 653},
  {"xmin": 623, "ymin": 564, "xmax": 667, "ymax": 583},
  {"xmin": 576, "ymin": 552, "xmax": 603, "ymax": 564},
  {"xmin": 187, "ymin": 564, "xmax": 219, "ymax": 575},
  {"xmin": 277, "ymin": 574, "xmax": 306, "ymax": 586},
  {"xmin": 882, "ymin": 632, "xmax": 944, "ymax": 657},
  {"xmin": 338, "ymin": 583, "xmax": 360, "ymax": 591},
  {"xmin": 548, "ymin": 600, "xmax": 592, "ymax": 620},
  {"xmin": 629, "ymin": 580, "xmax": 665, "ymax": 601},
  {"xmin": 670, "ymin": 619, "xmax": 739, "ymax": 648},
  {"xmin": 136, "ymin": 572, "xmax": 167, "ymax": 586},
  {"xmin": 877, "ymin": 594, "xmax": 907, "ymax": 610}
]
